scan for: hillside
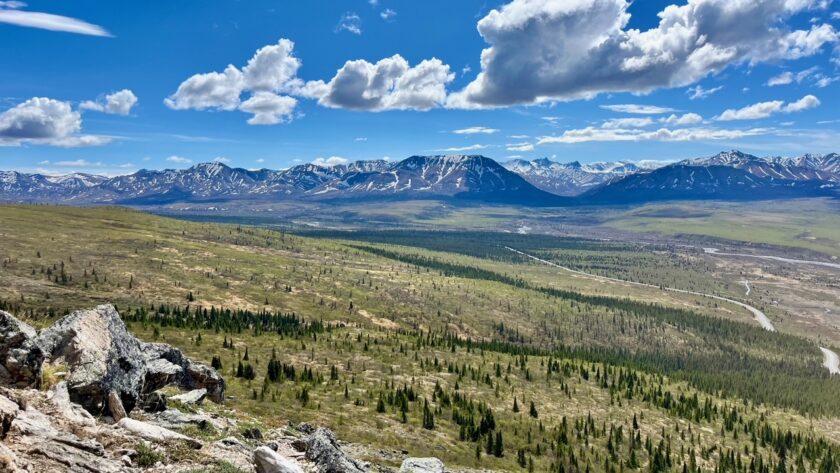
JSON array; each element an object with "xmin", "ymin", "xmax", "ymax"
[{"xmin": 1, "ymin": 205, "xmax": 840, "ymax": 472}]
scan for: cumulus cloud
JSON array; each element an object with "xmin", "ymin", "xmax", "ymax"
[
  {"xmin": 305, "ymin": 55, "xmax": 454, "ymax": 111},
  {"xmin": 312, "ymin": 156, "xmax": 349, "ymax": 167},
  {"xmin": 716, "ymin": 95, "xmax": 820, "ymax": 120},
  {"xmin": 600, "ymin": 104, "xmax": 676, "ymax": 115},
  {"xmin": 0, "ymin": 3, "xmax": 111, "ymax": 37},
  {"xmin": 335, "ymin": 12, "xmax": 362, "ymax": 35},
  {"xmin": 0, "ymin": 97, "xmax": 109, "ymax": 147},
  {"xmin": 453, "ymin": 126, "xmax": 499, "ymax": 134},
  {"xmin": 165, "ymin": 39, "xmax": 303, "ymax": 124},
  {"xmin": 767, "ymin": 72, "xmax": 794, "ymax": 86},
  {"xmin": 661, "ymin": 113, "xmax": 703, "ymax": 125},
  {"xmin": 602, "ymin": 117, "xmax": 654, "ymax": 129},
  {"xmin": 80, "ymin": 89, "xmax": 138, "ymax": 115},
  {"xmin": 537, "ymin": 126, "xmax": 767, "ymax": 144},
  {"xmin": 687, "ymin": 85, "xmax": 723, "ymax": 100},
  {"xmin": 448, "ymin": 0, "xmax": 838, "ymax": 108},
  {"xmin": 238, "ymin": 92, "xmax": 297, "ymax": 125}
]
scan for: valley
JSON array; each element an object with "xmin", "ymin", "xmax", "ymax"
[{"xmin": 1, "ymin": 203, "xmax": 839, "ymax": 472}]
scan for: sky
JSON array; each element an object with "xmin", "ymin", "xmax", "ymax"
[{"xmin": 0, "ymin": 0, "xmax": 839, "ymax": 175}]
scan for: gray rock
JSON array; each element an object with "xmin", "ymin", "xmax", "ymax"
[
  {"xmin": 0, "ymin": 310, "xmax": 42, "ymax": 387},
  {"xmin": 169, "ymin": 388, "xmax": 207, "ymax": 405},
  {"xmin": 47, "ymin": 382, "xmax": 96, "ymax": 428},
  {"xmin": 254, "ymin": 446, "xmax": 304, "ymax": 473},
  {"xmin": 33, "ymin": 304, "xmax": 146, "ymax": 414},
  {"xmin": 150, "ymin": 408, "xmax": 216, "ymax": 431},
  {"xmin": 117, "ymin": 417, "xmax": 202, "ymax": 448},
  {"xmin": 142, "ymin": 342, "xmax": 225, "ymax": 403},
  {"xmin": 399, "ymin": 458, "xmax": 445, "ymax": 473},
  {"xmin": 305, "ymin": 427, "xmax": 367, "ymax": 473}
]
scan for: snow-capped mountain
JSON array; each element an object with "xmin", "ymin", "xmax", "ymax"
[
  {"xmin": 0, "ymin": 151, "xmax": 836, "ymax": 206},
  {"xmin": 503, "ymin": 158, "xmax": 667, "ymax": 196}
]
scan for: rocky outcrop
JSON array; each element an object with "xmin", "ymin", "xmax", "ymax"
[
  {"xmin": 169, "ymin": 387, "xmax": 207, "ymax": 405},
  {"xmin": 305, "ymin": 427, "xmax": 367, "ymax": 473},
  {"xmin": 116, "ymin": 417, "xmax": 202, "ymax": 448},
  {"xmin": 142, "ymin": 342, "xmax": 226, "ymax": 403},
  {"xmin": 0, "ymin": 310, "xmax": 42, "ymax": 387},
  {"xmin": 33, "ymin": 305, "xmax": 148, "ymax": 414},
  {"xmin": 399, "ymin": 457, "xmax": 445, "ymax": 473},
  {"xmin": 2, "ymin": 304, "xmax": 224, "ymax": 416}
]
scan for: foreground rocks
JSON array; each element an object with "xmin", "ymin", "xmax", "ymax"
[
  {"xmin": 0, "ymin": 305, "xmax": 225, "ymax": 416},
  {"xmin": 0, "ymin": 306, "xmax": 453, "ymax": 472}
]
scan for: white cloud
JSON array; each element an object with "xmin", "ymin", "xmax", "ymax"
[
  {"xmin": 256, "ymin": 158, "xmax": 266, "ymax": 163},
  {"xmin": 687, "ymin": 85, "xmax": 723, "ymax": 100},
  {"xmin": 165, "ymin": 39, "xmax": 303, "ymax": 124},
  {"xmin": 0, "ymin": 5, "xmax": 111, "ymax": 37},
  {"xmin": 335, "ymin": 12, "xmax": 362, "ymax": 35},
  {"xmin": 354, "ymin": 137, "xmax": 368, "ymax": 141},
  {"xmin": 165, "ymin": 65, "xmax": 244, "ymax": 111},
  {"xmin": 509, "ymin": 134, "xmax": 529, "ymax": 139},
  {"xmin": 816, "ymin": 76, "xmax": 838, "ymax": 87},
  {"xmin": 53, "ymin": 159, "xmax": 99, "ymax": 167},
  {"xmin": 453, "ymin": 126, "xmax": 499, "ymax": 135},
  {"xmin": 437, "ymin": 144, "xmax": 487, "ymax": 152},
  {"xmin": 600, "ymin": 104, "xmax": 676, "ymax": 115},
  {"xmin": 305, "ymin": 55, "xmax": 454, "ymax": 111},
  {"xmin": 380, "ymin": 8, "xmax": 397, "ymax": 21},
  {"xmin": 660, "ymin": 113, "xmax": 703, "ymax": 125},
  {"xmin": 602, "ymin": 117, "xmax": 654, "ymax": 129},
  {"xmin": 448, "ymin": 0, "xmax": 838, "ymax": 108},
  {"xmin": 238, "ymin": 92, "xmax": 297, "ymax": 125},
  {"xmin": 80, "ymin": 89, "xmax": 138, "ymax": 115},
  {"xmin": 767, "ymin": 71, "xmax": 794, "ymax": 86},
  {"xmin": 312, "ymin": 156, "xmax": 349, "ymax": 167},
  {"xmin": 0, "ymin": 96, "xmax": 109, "ymax": 147},
  {"xmin": 213, "ymin": 156, "xmax": 231, "ymax": 163},
  {"xmin": 537, "ymin": 126, "xmax": 767, "ymax": 144},
  {"xmin": 783, "ymin": 94, "xmax": 821, "ymax": 112},
  {"xmin": 506, "ymin": 142, "xmax": 534, "ymax": 152},
  {"xmin": 717, "ymin": 95, "xmax": 820, "ymax": 120},
  {"xmin": 166, "ymin": 155, "xmax": 192, "ymax": 164}
]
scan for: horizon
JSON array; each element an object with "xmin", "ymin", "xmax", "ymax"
[{"xmin": 1, "ymin": 0, "xmax": 839, "ymax": 177}]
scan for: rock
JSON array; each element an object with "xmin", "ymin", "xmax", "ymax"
[
  {"xmin": 47, "ymin": 382, "xmax": 96, "ymax": 428},
  {"xmin": 142, "ymin": 391, "xmax": 167, "ymax": 412},
  {"xmin": 121, "ymin": 455, "xmax": 132, "ymax": 467},
  {"xmin": 33, "ymin": 304, "xmax": 146, "ymax": 414},
  {"xmin": 117, "ymin": 417, "xmax": 202, "ymax": 448},
  {"xmin": 0, "ymin": 393, "xmax": 19, "ymax": 434},
  {"xmin": 399, "ymin": 458, "xmax": 445, "ymax": 473},
  {"xmin": 0, "ymin": 310, "xmax": 42, "ymax": 387},
  {"xmin": 169, "ymin": 388, "xmax": 207, "ymax": 405},
  {"xmin": 141, "ymin": 342, "xmax": 225, "ymax": 403},
  {"xmin": 254, "ymin": 446, "xmax": 305, "ymax": 473},
  {"xmin": 149, "ymin": 408, "xmax": 221, "ymax": 431},
  {"xmin": 305, "ymin": 427, "xmax": 367, "ymax": 473},
  {"xmin": 296, "ymin": 422, "xmax": 315, "ymax": 435},
  {"xmin": 107, "ymin": 390, "xmax": 127, "ymax": 421},
  {"xmin": 0, "ymin": 442, "xmax": 20, "ymax": 472},
  {"xmin": 243, "ymin": 426, "xmax": 263, "ymax": 440}
]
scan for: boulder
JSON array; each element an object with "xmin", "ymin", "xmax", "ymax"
[
  {"xmin": 170, "ymin": 388, "xmax": 207, "ymax": 405},
  {"xmin": 107, "ymin": 390, "xmax": 127, "ymax": 421},
  {"xmin": 399, "ymin": 458, "xmax": 445, "ymax": 473},
  {"xmin": 142, "ymin": 342, "xmax": 225, "ymax": 403},
  {"xmin": 305, "ymin": 427, "xmax": 367, "ymax": 473},
  {"xmin": 0, "ymin": 311, "xmax": 42, "ymax": 387},
  {"xmin": 33, "ymin": 305, "xmax": 146, "ymax": 414},
  {"xmin": 116, "ymin": 417, "xmax": 202, "ymax": 448},
  {"xmin": 47, "ymin": 382, "xmax": 96, "ymax": 428},
  {"xmin": 254, "ymin": 446, "xmax": 305, "ymax": 473}
]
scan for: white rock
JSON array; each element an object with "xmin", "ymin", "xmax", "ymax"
[
  {"xmin": 169, "ymin": 388, "xmax": 207, "ymax": 405},
  {"xmin": 399, "ymin": 457, "xmax": 445, "ymax": 473},
  {"xmin": 253, "ymin": 446, "xmax": 304, "ymax": 473},
  {"xmin": 117, "ymin": 417, "xmax": 201, "ymax": 448}
]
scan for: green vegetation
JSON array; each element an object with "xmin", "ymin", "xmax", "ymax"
[{"xmin": 1, "ymin": 204, "xmax": 839, "ymax": 472}]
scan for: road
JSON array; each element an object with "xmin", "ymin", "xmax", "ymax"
[
  {"xmin": 820, "ymin": 347, "xmax": 840, "ymax": 375},
  {"xmin": 703, "ymin": 248, "xmax": 840, "ymax": 270},
  {"xmin": 505, "ymin": 246, "xmax": 776, "ymax": 331}
]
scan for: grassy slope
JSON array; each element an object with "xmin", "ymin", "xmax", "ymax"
[{"xmin": 1, "ymin": 205, "xmax": 839, "ymax": 471}]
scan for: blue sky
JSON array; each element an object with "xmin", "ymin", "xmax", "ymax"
[{"xmin": 0, "ymin": 0, "xmax": 839, "ymax": 175}]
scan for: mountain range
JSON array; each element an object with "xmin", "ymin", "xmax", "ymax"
[{"xmin": 1, "ymin": 151, "xmax": 838, "ymax": 207}]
